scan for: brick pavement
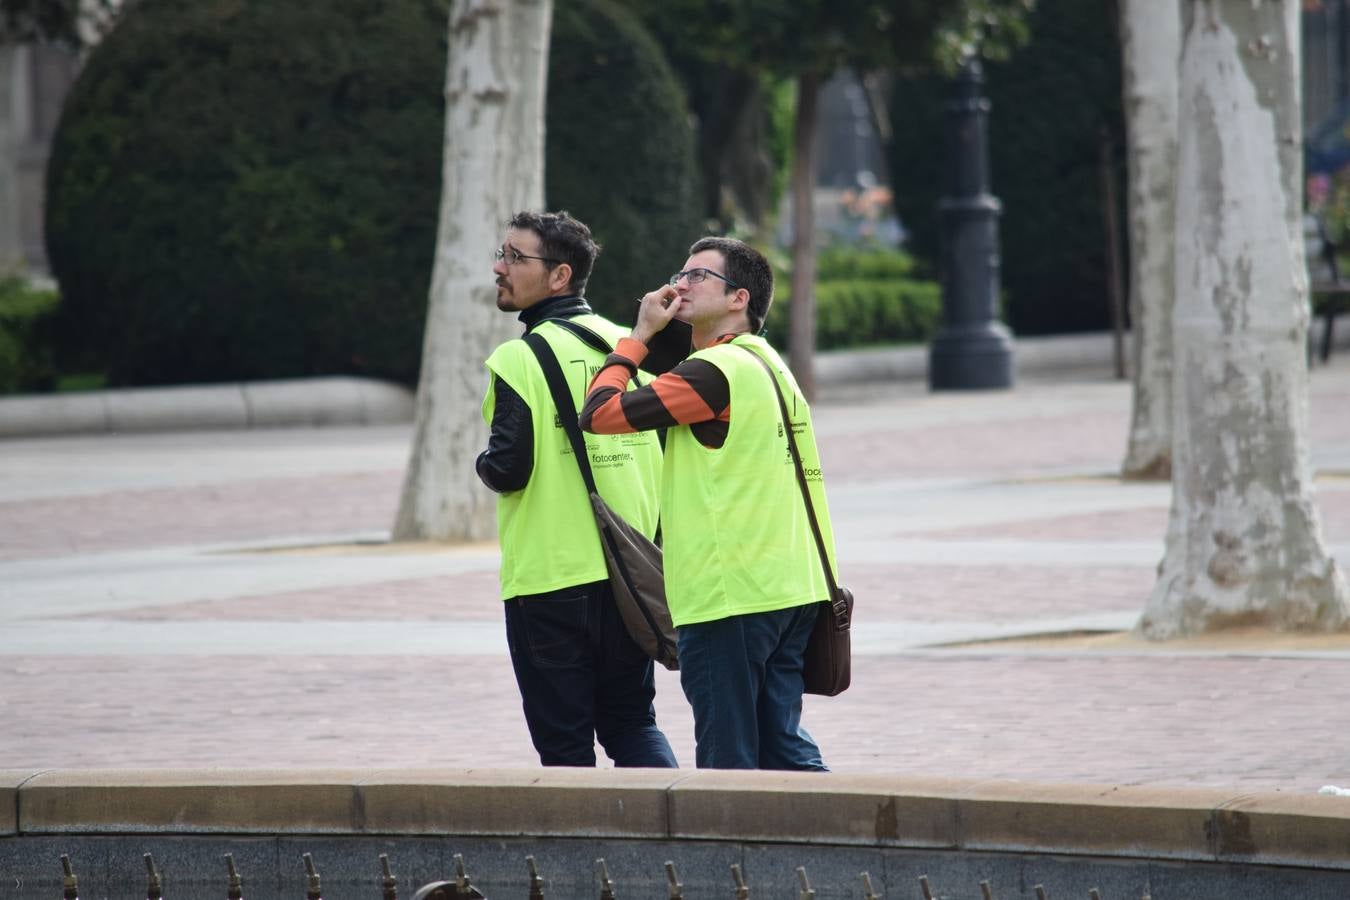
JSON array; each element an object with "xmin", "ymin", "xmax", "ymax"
[{"xmin": 4, "ymin": 363, "xmax": 1350, "ymax": 793}]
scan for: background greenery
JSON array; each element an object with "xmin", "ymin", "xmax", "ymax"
[
  {"xmin": 762, "ymin": 248, "xmax": 941, "ymax": 350},
  {"xmin": 886, "ymin": 0, "xmax": 1124, "ymax": 336},
  {"xmin": 0, "ymin": 277, "xmax": 59, "ymax": 392},
  {"xmin": 44, "ymin": 0, "xmax": 700, "ymax": 387},
  {"xmin": 547, "ymin": 0, "xmax": 703, "ymax": 325}
]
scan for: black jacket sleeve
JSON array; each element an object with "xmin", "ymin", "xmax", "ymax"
[{"xmin": 475, "ymin": 375, "xmax": 533, "ymax": 493}]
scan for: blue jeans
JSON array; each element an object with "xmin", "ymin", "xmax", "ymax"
[
  {"xmin": 504, "ymin": 580, "xmax": 678, "ymax": 768},
  {"xmin": 677, "ymin": 603, "xmax": 827, "ymax": 770}
]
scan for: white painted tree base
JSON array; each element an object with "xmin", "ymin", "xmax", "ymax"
[
  {"xmin": 393, "ymin": 0, "xmax": 552, "ymax": 542},
  {"xmin": 1139, "ymin": 0, "xmax": 1349, "ymax": 638}
]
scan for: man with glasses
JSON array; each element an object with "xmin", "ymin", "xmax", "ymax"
[
  {"xmin": 580, "ymin": 237, "xmax": 836, "ymax": 771},
  {"xmin": 477, "ymin": 210, "xmax": 677, "ymax": 768}
]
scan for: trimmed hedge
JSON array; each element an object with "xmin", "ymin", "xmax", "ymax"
[
  {"xmin": 0, "ymin": 277, "xmax": 59, "ymax": 393},
  {"xmin": 763, "ymin": 249, "xmax": 941, "ymax": 351},
  {"xmin": 887, "ymin": 0, "xmax": 1124, "ymax": 336},
  {"xmin": 46, "ymin": 0, "xmax": 699, "ymax": 386},
  {"xmin": 548, "ymin": 0, "xmax": 702, "ymax": 323}
]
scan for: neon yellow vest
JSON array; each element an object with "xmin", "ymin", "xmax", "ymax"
[
  {"xmin": 661, "ymin": 334, "xmax": 838, "ymax": 626},
  {"xmin": 483, "ymin": 315, "xmax": 662, "ymax": 599}
]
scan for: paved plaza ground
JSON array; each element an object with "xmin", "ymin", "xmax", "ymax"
[{"xmin": 3, "ymin": 358, "xmax": 1350, "ymax": 794}]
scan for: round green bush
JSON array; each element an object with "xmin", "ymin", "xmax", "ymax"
[
  {"xmin": 548, "ymin": 0, "xmax": 703, "ymax": 323},
  {"xmin": 887, "ymin": 0, "xmax": 1124, "ymax": 336},
  {"xmin": 46, "ymin": 0, "xmax": 700, "ymax": 386}
]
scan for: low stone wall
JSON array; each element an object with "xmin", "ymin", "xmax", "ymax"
[{"xmin": 4, "ymin": 769, "xmax": 1350, "ymax": 899}]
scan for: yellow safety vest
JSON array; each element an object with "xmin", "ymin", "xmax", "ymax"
[
  {"xmin": 660, "ymin": 334, "xmax": 838, "ymax": 626},
  {"xmin": 483, "ymin": 315, "xmax": 662, "ymax": 599}
]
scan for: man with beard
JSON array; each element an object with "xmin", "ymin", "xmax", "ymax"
[{"xmin": 477, "ymin": 210, "xmax": 677, "ymax": 768}]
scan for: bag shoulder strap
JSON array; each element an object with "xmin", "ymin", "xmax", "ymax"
[
  {"xmin": 522, "ymin": 331, "xmax": 599, "ymax": 495},
  {"xmin": 734, "ymin": 343, "xmax": 847, "ymax": 621},
  {"xmin": 532, "ymin": 316, "xmax": 613, "ymax": 355}
]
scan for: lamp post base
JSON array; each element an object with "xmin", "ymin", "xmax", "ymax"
[{"xmin": 928, "ymin": 324, "xmax": 1015, "ymax": 390}]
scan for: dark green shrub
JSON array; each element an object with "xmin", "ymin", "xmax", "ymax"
[
  {"xmin": 763, "ymin": 249, "xmax": 941, "ymax": 351},
  {"xmin": 0, "ymin": 277, "xmax": 59, "ymax": 393},
  {"xmin": 46, "ymin": 0, "xmax": 699, "ymax": 387},
  {"xmin": 46, "ymin": 0, "xmax": 447, "ymax": 386},
  {"xmin": 547, "ymin": 0, "xmax": 703, "ymax": 323},
  {"xmin": 815, "ymin": 246, "xmax": 920, "ymax": 281},
  {"xmin": 887, "ymin": 0, "xmax": 1124, "ymax": 336}
]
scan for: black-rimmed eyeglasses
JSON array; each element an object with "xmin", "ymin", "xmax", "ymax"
[
  {"xmin": 669, "ymin": 267, "xmax": 738, "ymax": 288},
  {"xmin": 495, "ymin": 247, "xmax": 559, "ymax": 266}
]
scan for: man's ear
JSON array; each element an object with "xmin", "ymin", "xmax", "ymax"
[
  {"xmin": 730, "ymin": 287, "xmax": 750, "ymax": 311},
  {"xmin": 549, "ymin": 262, "xmax": 573, "ymax": 293}
]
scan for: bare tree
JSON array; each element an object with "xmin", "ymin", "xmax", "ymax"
[
  {"xmin": 1140, "ymin": 0, "xmax": 1348, "ymax": 638},
  {"xmin": 393, "ymin": 0, "xmax": 551, "ymax": 542},
  {"xmin": 1118, "ymin": 0, "xmax": 1180, "ymax": 480}
]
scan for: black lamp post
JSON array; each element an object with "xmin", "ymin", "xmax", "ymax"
[{"xmin": 928, "ymin": 56, "xmax": 1014, "ymax": 391}]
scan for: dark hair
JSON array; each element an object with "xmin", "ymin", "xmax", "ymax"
[
  {"xmin": 508, "ymin": 209, "xmax": 602, "ymax": 295},
  {"xmin": 688, "ymin": 236, "xmax": 774, "ymax": 334}
]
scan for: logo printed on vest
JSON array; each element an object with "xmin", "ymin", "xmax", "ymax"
[{"xmin": 591, "ymin": 451, "xmax": 634, "ymax": 469}]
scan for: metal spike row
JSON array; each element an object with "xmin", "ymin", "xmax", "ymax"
[
  {"xmin": 144, "ymin": 854, "xmax": 163, "ymax": 900},
  {"xmin": 526, "ymin": 855, "xmax": 545, "ymax": 900},
  {"xmin": 379, "ymin": 854, "xmax": 397, "ymax": 900},
  {"xmin": 596, "ymin": 859, "xmax": 616, "ymax": 900},
  {"xmin": 60, "ymin": 855, "xmax": 79, "ymax": 900},
  {"xmin": 664, "ymin": 862, "xmax": 683, "ymax": 900},
  {"xmin": 450, "ymin": 855, "xmax": 485, "ymax": 900},
  {"xmin": 302, "ymin": 853, "xmax": 322, "ymax": 900},
  {"xmin": 225, "ymin": 854, "xmax": 243, "ymax": 900},
  {"xmin": 795, "ymin": 866, "xmax": 815, "ymax": 900},
  {"xmin": 730, "ymin": 863, "xmax": 750, "ymax": 900}
]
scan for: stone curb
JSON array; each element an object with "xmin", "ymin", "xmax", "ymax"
[
  {"xmin": 6, "ymin": 769, "xmax": 1350, "ymax": 872},
  {"xmin": 3, "ymin": 325, "xmax": 1348, "ymax": 439},
  {"xmin": 0, "ymin": 376, "xmax": 414, "ymax": 439}
]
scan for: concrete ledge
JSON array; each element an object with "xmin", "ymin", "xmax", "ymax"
[
  {"xmin": 0, "ymin": 770, "xmax": 39, "ymax": 836},
  {"xmin": 3, "ymin": 326, "xmax": 1347, "ymax": 438},
  {"xmin": 1215, "ymin": 792, "xmax": 1350, "ymax": 869},
  {"xmin": 20, "ymin": 769, "xmax": 372, "ymax": 834},
  {"xmin": 955, "ymin": 780, "xmax": 1233, "ymax": 861},
  {"xmin": 669, "ymin": 772, "xmax": 962, "ymax": 848},
  {"xmin": 0, "ymin": 377, "xmax": 414, "ymax": 439},
  {"xmin": 356, "ymin": 768, "xmax": 686, "ymax": 837},
  {"xmin": 814, "ymin": 318, "xmax": 1350, "ymax": 387},
  {"xmin": 12, "ymin": 769, "xmax": 1350, "ymax": 872}
]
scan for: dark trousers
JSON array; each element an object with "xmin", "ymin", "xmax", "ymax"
[
  {"xmin": 504, "ymin": 580, "xmax": 678, "ymax": 767},
  {"xmin": 677, "ymin": 603, "xmax": 827, "ymax": 771}
]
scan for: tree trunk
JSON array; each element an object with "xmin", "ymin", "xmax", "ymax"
[
  {"xmin": 0, "ymin": 48, "xmax": 20, "ymax": 272},
  {"xmin": 788, "ymin": 68, "xmax": 820, "ymax": 401},
  {"xmin": 696, "ymin": 66, "xmax": 756, "ymax": 228},
  {"xmin": 1118, "ymin": 0, "xmax": 1180, "ymax": 480},
  {"xmin": 392, "ymin": 0, "xmax": 551, "ymax": 542},
  {"xmin": 1139, "ymin": 0, "xmax": 1349, "ymax": 638}
]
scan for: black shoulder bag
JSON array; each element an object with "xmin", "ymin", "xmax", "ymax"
[
  {"xmin": 737, "ymin": 343, "xmax": 853, "ymax": 696},
  {"xmin": 521, "ymin": 327, "xmax": 679, "ymax": 671}
]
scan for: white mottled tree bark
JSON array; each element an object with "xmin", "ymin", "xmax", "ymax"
[
  {"xmin": 1139, "ymin": 0, "xmax": 1349, "ymax": 638},
  {"xmin": 1118, "ymin": 0, "xmax": 1180, "ymax": 480},
  {"xmin": 393, "ymin": 0, "xmax": 551, "ymax": 542}
]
